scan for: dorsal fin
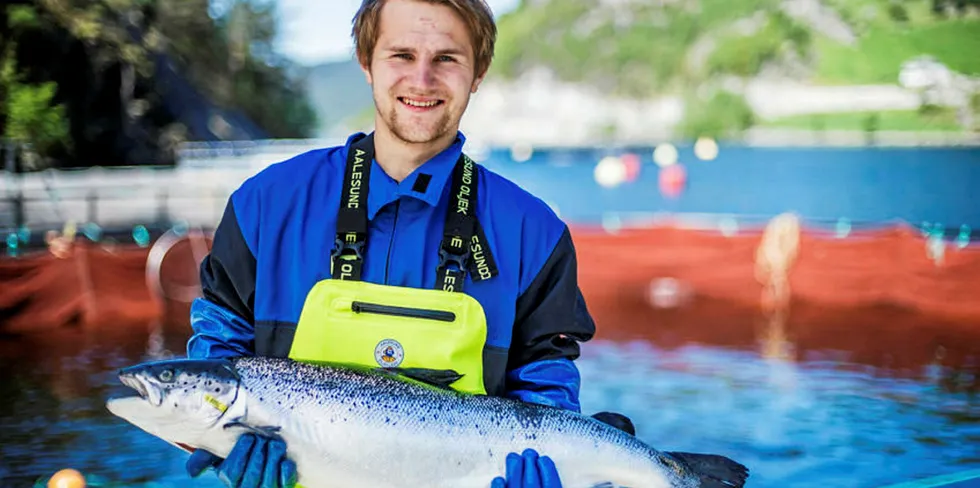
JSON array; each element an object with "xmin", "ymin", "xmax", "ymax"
[
  {"xmin": 380, "ymin": 367, "xmax": 464, "ymax": 390},
  {"xmin": 591, "ymin": 411, "xmax": 636, "ymax": 435}
]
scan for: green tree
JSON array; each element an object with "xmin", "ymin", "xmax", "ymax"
[
  {"xmin": 1, "ymin": 5, "xmax": 70, "ymax": 166},
  {"xmin": 0, "ymin": 0, "xmax": 316, "ymax": 167},
  {"xmin": 159, "ymin": 0, "xmax": 317, "ymax": 138}
]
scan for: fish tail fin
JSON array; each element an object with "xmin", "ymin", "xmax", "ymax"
[{"xmin": 666, "ymin": 452, "xmax": 749, "ymax": 488}]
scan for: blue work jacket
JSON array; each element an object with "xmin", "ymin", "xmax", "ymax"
[{"xmin": 186, "ymin": 131, "xmax": 596, "ymax": 412}]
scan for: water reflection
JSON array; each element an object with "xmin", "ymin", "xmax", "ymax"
[
  {"xmin": 580, "ymin": 285, "xmax": 980, "ymax": 488},
  {"xmin": 0, "ymin": 301, "xmax": 977, "ymax": 487},
  {"xmin": 0, "ymin": 316, "xmax": 220, "ymax": 487},
  {"xmin": 579, "ymin": 339, "xmax": 979, "ymax": 488}
]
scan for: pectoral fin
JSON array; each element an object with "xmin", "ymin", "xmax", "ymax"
[
  {"xmin": 379, "ymin": 367, "xmax": 464, "ymax": 390},
  {"xmin": 591, "ymin": 411, "xmax": 636, "ymax": 435},
  {"xmin": 222, "ymin": 417, "xmax": 284, "ymax": 441}
]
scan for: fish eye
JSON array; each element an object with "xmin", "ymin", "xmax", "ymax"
[{"xmin": 159, "ymin": 369, "xmax": 174, "ymax": 382}]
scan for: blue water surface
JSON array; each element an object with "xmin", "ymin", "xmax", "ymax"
[{"xmin": 477, "ymin": 144, "xmax": 980, "ymax": 229}]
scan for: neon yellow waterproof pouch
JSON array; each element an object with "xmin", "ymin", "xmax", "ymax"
[{"xmin": 290, "ymin": 279, "xmax": 488, "ymax": 395}]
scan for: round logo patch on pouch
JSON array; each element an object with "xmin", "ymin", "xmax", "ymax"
[{"xmin": 374, "ymin": 339, "xmax": 404, "ymax": 367}]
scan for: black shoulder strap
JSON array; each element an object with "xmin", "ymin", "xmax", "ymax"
[
  {"xmin": 331, "ymin": 134, "xmax": 374, "ymax": 280},
  {"xmin": 330, "ymin": 134, "xmax": 499, "ymax": 291},
  {"xmin": 436, "ymin": 154, "xmax": 498, "ymax": 292},
  {"xmin": 469, "ymin": 220, "xmax": 498, "ymax": 282}
]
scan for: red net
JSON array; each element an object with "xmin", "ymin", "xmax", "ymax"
[
  {"xmin": 571, "ymin": 223, "xmax": 980, "ymax": 324},
  {"xmin": 2, "ymin": 222, "xmax": 978, "ymax": 377}
]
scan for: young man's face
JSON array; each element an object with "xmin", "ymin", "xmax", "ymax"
[{"xmin": 363, "ymin": 0, "xmax": 484, "ymax": 146}]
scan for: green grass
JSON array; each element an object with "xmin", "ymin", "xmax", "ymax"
[
  {"xmin": 815, "ymin": 19, "xmax": 980, "ymax": 84},
  {"xmin": 759, "ymin": 108, "xmax": 964, "ymax": 131}
]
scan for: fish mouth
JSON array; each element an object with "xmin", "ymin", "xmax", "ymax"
[{"xmin": 119, "ymin": 372, "xmax": 163, "ymax": 406}]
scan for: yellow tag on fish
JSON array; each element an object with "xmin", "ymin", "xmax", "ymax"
[{"xmin": 204, "ymin": 394, "xmax": 228, "ymax": 413}]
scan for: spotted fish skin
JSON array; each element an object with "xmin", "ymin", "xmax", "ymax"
[{"xmin": 108, "ymin": 357, "xmax": 742, "ymax": 488}]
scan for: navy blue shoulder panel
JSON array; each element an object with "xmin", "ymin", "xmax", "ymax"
[
  {"xmin": 511, "ymin": 227, "xmax": 596, "ymax": 367},
  {"xmin": 199, "ymin": 197, "xmax": 256, "ymax": 324},
  {"xmin": 198, "ymin": 146, "xmax": 339, "ymax": 335}
]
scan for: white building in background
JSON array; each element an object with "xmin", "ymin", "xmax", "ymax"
[
  {"xmin": 898, "ymin": 56, "xmax": 979, "ymax": 110},
  {"xmin": 899, "ymin": 56, "xmax": 954, "ymax": 91}
]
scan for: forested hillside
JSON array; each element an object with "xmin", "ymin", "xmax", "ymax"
[
  {"xmin": 485, "ymin": 0, "xmax": 980, "ymax": 137},
  {"xmin": 0, "ymin": 0, "xmax": 317, "ymax": 168},
  {"xmin": 492, "ymin": 0, "xmax": 980, "ymax": 94}
]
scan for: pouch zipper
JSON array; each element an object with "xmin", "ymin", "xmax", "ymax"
[{"xmin": 351, "ymin": 301, "xmax": 456, "ymax": 322}]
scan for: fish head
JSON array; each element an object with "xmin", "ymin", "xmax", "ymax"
[{"xmin": 106, "ymin": 358, "xmax": 241, "ymax": 446}]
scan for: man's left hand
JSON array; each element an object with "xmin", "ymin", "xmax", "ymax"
[{"xmin": 491, "ymin": 449, "xmax": 562, "ymax": 488}]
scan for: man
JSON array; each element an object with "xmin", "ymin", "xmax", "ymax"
[{"xmin": 183, "ymin": 0, "xmax": 596, "ymax": 486}]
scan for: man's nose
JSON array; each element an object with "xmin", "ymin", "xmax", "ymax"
[{"xmin": 408, "ymin": 60, "xmax": 437, "ymax": 88}]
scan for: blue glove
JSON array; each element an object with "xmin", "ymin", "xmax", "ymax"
[
  {"xmin": 491, "ymin": 449, "xmax": 562, "ymax": 488},
  {"xmin": 185, "ymin": 433, "xmax": 298, "ymax": 488},
  {"xmin": 505, "ymin": 359, "xmax": 582, "ymax": 413}
]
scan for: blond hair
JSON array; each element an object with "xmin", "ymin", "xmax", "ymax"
[{"xmin": 352, "ymin": 0, "xmax": 497, "ymax": 78}]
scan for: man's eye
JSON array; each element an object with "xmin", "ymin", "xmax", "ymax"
[
  {"xmin": 437, "ymin": 55, "xmax": 455, "ymax": 62},
  {"xmin": 394, "ymin": 53, "xmax": 413, "ymax": 60}
]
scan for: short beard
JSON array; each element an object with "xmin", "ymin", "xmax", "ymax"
[{"xmin": 375, "ymin": 91, "xmax": 455, "ymax": 145}]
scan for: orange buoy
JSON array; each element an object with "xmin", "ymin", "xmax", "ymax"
[{"xmin": 48, "ymin": 468, "xmax": 86, "ymax": 488}]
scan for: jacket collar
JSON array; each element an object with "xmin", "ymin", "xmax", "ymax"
[{"xmin": 344, "ymin": 131, "xmax": 467, "ymax": 219}]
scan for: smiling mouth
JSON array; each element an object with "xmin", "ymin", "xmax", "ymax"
[{"xmin": 398, "ymin": 97, "xmax": 444, "ymax": 110}]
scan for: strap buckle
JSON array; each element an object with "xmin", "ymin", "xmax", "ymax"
[
  {"xmin": 330, "ymin": 235, "xmax": 365, "ymax": 270},
  {"xmin": 437, "ymin": 240, "xmax": 469, "ymax": 276}
]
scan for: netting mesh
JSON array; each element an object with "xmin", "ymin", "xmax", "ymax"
[
  {"xmin": 2, "ymin": 220, "xmax": 978, "ymax": 355},
  {"xmin": 572, "ymin": 220, "xmax": 980, "ymax": 324}
]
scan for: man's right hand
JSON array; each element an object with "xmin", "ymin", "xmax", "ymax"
[
  {"xmin": 491, "ymin": 449, "xmax": 563, "ymax": 488},
  {"xmin": 186, "ymin": 433, "xmax": 298, "ymax": 488}
]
